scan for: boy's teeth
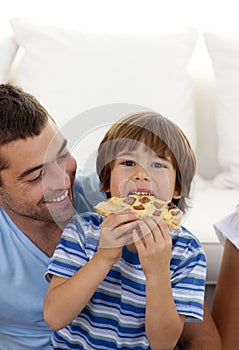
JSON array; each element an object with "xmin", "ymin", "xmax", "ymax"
[{"xmin": 129, "ymin": 192, "xmax": 152, "ymax": 196}]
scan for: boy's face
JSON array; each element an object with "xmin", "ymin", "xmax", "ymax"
[{"xmin": 109, "ymin": 142, "xmax": 181, "ymax": 202}]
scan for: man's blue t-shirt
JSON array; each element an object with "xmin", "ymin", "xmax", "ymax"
[
  {"xmin": 0, "ymin": 169, "xmax": 104, "ymax": 350},
  {"xmin": 0, "ymin": 207, "xmax": 52, "ymax": 350}
]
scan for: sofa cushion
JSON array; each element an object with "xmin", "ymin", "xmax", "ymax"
[
  {"xmin": 11, "ymin": 18, "xmax": 198, "ymax": 150},
  {"xmin": 183, "ymin": 181, "xmax": 239, "ymax": 244},
  {"xmin": 205, "ymin": 32, "xmax": 239, "ymax": 188},
  {"xmin": 0, "ymin": 36, "xmax": 17, "ymax": 83}
]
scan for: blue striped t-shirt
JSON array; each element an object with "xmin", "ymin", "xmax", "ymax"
[{"xmin": 46, "ymin": 213, "xmax": 206, "ymax": 350}]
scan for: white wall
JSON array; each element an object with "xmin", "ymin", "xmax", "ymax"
[{"xmin": 1, "ymin": 0, "xmax": 239, "ymax": 37}]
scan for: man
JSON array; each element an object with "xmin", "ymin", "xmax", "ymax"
[
  {"xmin": 0, "ymin": 84, "xmax": 78, "ymax": 349},
  {"xmin": 0, "ymin": 84, "xmax": 221, "ymax": 349}
]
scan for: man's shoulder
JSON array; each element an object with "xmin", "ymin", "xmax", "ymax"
[
  {"xmin": 0, "ymin": 207, "xmax": 15, "ymax": 232},
  {"xmin": 74, "ymin": 168, "xmax": 106, "ymax": 214},
  {"xmin": 74, "ymin": 168, "xmax": 101, "ymax": 192}
]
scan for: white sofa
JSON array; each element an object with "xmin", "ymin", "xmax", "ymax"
[{"xmin": 1, "ymin": 18, "xmax": 239, "ymax": 291}]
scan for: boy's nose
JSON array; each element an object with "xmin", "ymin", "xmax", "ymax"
[{"xmin": 133, "ymin": 167, "xmax": 150, "ymax": 182}]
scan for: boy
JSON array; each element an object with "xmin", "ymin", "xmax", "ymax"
[{"xmin": 44, "ymin": 112, "xmax": 206, "ymax": 349}]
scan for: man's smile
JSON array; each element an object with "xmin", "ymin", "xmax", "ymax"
[{"xmin": 44, "ymin": 190, "xmax": 69, "ymax": 204}]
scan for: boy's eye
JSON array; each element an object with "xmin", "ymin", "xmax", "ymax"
[
  {"xmin": 121, "ymin": 160, "xmax": 135, "ymax": 166},
  {"xmin": 152, "ymin": 162, "xmax": 166, "ymax": 169}
]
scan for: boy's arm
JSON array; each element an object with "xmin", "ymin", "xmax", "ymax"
[
  {"xmin": 133, "ymin": 217, "xmax": 184, "ymax": 349},
  {"xmin": 145, "ymin": 267, "xmax": 185, "ymax": 349},
  {"xmin": 177, "ymin": 303, "xmax": 222, "ymax": 350},
  {"xmin": 44, "ymin": 250, "xmax": 115, "ymax": 330},
  {"xmin": 44, "ymin": 210, "xmax": 139, "ymax": 330}
]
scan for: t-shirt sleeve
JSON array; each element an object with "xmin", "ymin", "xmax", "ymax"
[
  {"xmin": 171, "ymin": 232, "xmax": 207, "ymax": 322},
  {"xmin": 45, "ymin": 215, "xmax": 91, "ymax": 282},
  {"xmin": 214, "ymin": 209, "xmax": 239, "ymax": 249}
]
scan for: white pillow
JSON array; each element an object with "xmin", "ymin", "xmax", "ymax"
[
  {"xmin": 204, "ymin": 32, "xmax": 239, "ymax": 188},
  {"xmin": 0, "ymin": 36, "xmax": 17, "ymax": 83},
  {"xmin": 11, "ymin": 18, "xmax": 198, "ymax": 149}
]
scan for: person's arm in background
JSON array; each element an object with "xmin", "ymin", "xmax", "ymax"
[
  {"xmin": 177, "ymin": 302, "xmax": 221, "ymax": 350},
  {"xmin": 212, "ymin": 239, "xmax": 239, "ymax": 349}
]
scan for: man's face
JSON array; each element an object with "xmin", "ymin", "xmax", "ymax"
[{"xmin": 0, "ymin": 121, "xmax": 77, "ymax": 226}]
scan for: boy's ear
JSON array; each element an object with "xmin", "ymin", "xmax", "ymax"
[
  {"xmin": 173, "ymin": 188, "xmax": 181, "ymax": 200},
  {"xmin": 105, "ymin": 189, "xmax": 111, "ymax": 198},
  {"xmin": 105, "ymin": 187, "xmax": 110, "ymax": 194}
]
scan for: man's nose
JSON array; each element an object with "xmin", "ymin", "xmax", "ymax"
[{"xmin": 45, "ymin": 163, "xmax": 71, "ymax": 190}]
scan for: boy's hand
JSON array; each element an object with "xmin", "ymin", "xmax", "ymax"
[
  {"xmin": 132, "ymin": 215, "xmax": 172, "ymax": 278},
  {"xmin": 98, "ymin": 209, "xmax": 139, "ymax": 265}
]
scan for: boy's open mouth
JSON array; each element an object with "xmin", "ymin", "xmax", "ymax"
[{"xmin": 128, "ymin": 191, "xmax": 154, "ymax": 196}]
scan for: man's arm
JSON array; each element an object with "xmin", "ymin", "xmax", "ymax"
[
  {"xmin": 177, "ymin": 302, "xmax": 221, "ymax": 350},
  {"xmin": 212, "ymin": 239, "xmax": 239, "ymax": 349}
]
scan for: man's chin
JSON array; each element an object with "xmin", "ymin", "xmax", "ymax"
[{"xmin": 47, "ymin": 206, "xmax": 75, "ymax": 227}]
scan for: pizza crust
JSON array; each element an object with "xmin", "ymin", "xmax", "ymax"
[{"xmin": 94, "ymin": 194, "xmax": 182, "ymax": 230}]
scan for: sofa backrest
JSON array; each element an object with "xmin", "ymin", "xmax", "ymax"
[
  {"xmin": 4, "ymin": 19, "xmax": 239, "ymax": 188},
  {"xmin": 0, "ymin": 36, "xmax": 17, "ymax": 83}
]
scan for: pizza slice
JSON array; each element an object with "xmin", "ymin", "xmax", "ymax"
[{"xmin": 93, "ymin": 193, "xmax": 182, "ymax": 230}]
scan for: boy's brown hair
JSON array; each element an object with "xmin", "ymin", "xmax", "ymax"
[{"xmin": 96, "ymin": 112, "xmax": 196, "ymax": 212}]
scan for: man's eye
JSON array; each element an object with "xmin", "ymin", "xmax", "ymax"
[
  {"xmin": 28, "ymin": 171, "xmax": 43, "ymax": 183},
  {"xmin": 152, "ymin": 162, "xmax": 166, "ymax": 169},
  {"xmin": 121, "ymin": 160, "xmax": 135, "ymax": 166},
  {"xmin": 58, "ymin": 152, "xmax": 70, "ymax": 163}
]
